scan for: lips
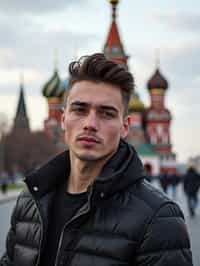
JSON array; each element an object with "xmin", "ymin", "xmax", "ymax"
[
  {"xmin": 77, "ymin": 135, "xmax": 101, "ymax": 145},
  {"xmin": 78, "ymin": 136, "xmax": 100, "ymax": 143}
]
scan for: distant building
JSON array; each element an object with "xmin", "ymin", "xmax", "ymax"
[{"xmin": 41, "ymin": 0, "xmax": 177, "ymax": 175}]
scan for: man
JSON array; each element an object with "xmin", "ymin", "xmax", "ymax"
[
  {"xmin": 1, "ymin": 53, "xmax": 193, "ymax": 266},
  {"xmin": 184, "ymin": 166, "xmax": 200, "ymax": 217}
]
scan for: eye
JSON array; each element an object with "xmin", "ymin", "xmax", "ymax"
[
  {"xmin": 71, "ymin": 106, "xmax": 87, "ymax": 114},
  {"xmin": 100, "ymin": 110, "xmax": 115, "ymax": 119}
]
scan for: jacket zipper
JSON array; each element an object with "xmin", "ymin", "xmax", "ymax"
[{"xmin": 54, "ymin": 185, "xmax": 93, "ymax": 266}]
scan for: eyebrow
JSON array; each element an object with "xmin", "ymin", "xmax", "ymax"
[
  {"xmin": 70, "ymin": 101, "xmax": 88, "ymax": 107},
  {"xmin": 70, "ymin": 101, "xmax": 119, "ymax": 113}
]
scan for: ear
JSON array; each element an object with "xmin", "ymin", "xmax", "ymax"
[
  {"xmin": 61, "ymin": 108, "xmax": 65, "ymax": 131},
  {"xmin": 120, "ymin": 115, "xmax": 131, "ymax": 139}
]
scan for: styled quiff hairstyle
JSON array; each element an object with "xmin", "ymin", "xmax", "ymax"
[{"xmin": 65, "ymin": 53, "xmax": 134, "ymax": 115}]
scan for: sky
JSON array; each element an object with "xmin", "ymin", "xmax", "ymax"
[{"xmin": 0, "ymin": 0, "xmax": 200, "ymax": 163}]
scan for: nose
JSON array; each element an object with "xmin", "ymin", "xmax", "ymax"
[{"xmin": 83, "ymin": 110, "xmax": 98, "ymax": 132}]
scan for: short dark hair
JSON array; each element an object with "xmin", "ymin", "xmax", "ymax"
[{"xmin": 65, "ymin": 53, "xmax": 134, "ymax": 115}]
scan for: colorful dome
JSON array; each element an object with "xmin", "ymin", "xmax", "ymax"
[
  {"xmin": 147, "ymin": 68, "xmax": 168, "ymax": 90},
  {"xmin": 129, "ymin": 92, "xmax": 145, "ymax": 112},
  {"xmin": 42, "ymin": 70, "xmax": 65, "ymax": 98},
  {"xmin": 110, "ymin": 0, "xmax": 118, "ymax": 5}
]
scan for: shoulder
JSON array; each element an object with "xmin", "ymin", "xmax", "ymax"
[
  {"xmin": 127, "ymin": 180, "xmax": 187, "ymax": 239},
  {"xmin": 16, "ymin": 187, "xmax": 34, "ymax": 205},
  {"xmin": 14, "ymin": 188, "xmax": 38, "ymax": 220},
  {"xmin": 127, "ymin": 180, "xmax": 182, "ymax": 216},
  {"xmin": 129, "ymin": 181, "xmax": 191, "ymax": 257},
  {"xmin": 112, "ymin": 179, "xmax": 185, "ymax": 235}
]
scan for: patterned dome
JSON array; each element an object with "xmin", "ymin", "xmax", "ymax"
[
  {"xmin": 129, "ymin": 92, "xmax": 145, "ymax": 112},
  {"xmin": 42, "ymin": 70, "xmax": 65, "ymax": 98},
  {"xmin": 110, "ymin": 0, "xmax": 118, "ymax": 5},
  {"xmin": 147, "ymin": 68, "xmax": 168, "ymax": 90}
]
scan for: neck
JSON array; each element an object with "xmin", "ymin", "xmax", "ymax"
[{"xmin": 67, "ymin": 154, "xmax": 107, "ymax": 194}]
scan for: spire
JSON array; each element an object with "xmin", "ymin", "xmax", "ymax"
[
  {"xmin": 103, "ymin": 0, "xmax": 128, "ymax": 66},
  {"xmin": 54, "ymin": 49, "xmax": 58, "ymax": 72},
  {"xmin": 13, "ymin": 73, "xmax": 30, "ymax": 131},
  {"xmin": 155, "ymin": 48, "xmax": 160, "ymax": 69},
  {"xmin": 110, "ymin": 0, "xmax": 118, "ymax": 20}
]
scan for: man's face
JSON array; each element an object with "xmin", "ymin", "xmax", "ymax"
[{"xmin": 61, "ymin": 80, "xmax": 130, "ymax": 162}]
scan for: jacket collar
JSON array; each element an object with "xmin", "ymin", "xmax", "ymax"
[{"xmin": 25, "ymin": 140, "xmax": 144, "ymax": 201}]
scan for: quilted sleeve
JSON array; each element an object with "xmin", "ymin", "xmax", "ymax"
[
  {"xmin": 135, "ymin": 202, "xmax": 193, "ymax": 266},
  {"xmin": 0, "ymin": 196, "xmax": 20, "ymax": 266}
]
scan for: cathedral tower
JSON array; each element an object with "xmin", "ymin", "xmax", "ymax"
[
  {"xmin": 145, "ymin": 60, "xmax": 176, "ymax": 173},
  {"xmin": 103, "ymin": 0, "xmax": 128, "ymax": 66}
]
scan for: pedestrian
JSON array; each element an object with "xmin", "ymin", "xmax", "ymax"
[
  {"xmin": 144, "ymin": 163, "xmax": 152, "ymax": 182},
  {"xmin": 0, "ymin": 171, "xmax": 9, "ymax": 194},
  {"xmin": 159, "ymin": 171, "xmax": 169, "ymax": 194},
  {"xmin": 183, "ymin": 166, "xmax": 200, "ymax": 217},
  {"xmin": 170, "ymin": 172, "xmax": 180, "ymax": 199},
  {"xmin": 0, "ymin": 53, "xmax": 193, "ymax": 266}
]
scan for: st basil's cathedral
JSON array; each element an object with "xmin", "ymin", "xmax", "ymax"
[{"xmin": 15, "ymin": 0, "xmax": 176, "ymax": 175}]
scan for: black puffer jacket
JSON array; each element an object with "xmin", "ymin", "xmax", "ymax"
[{"xmin": 0, "ymin": 141, "xmax": 193, "ymax": 266}]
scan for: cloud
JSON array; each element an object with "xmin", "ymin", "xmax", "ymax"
[
  {"xmin": 0, "ymin": 11, "xmax": 99, "ymax": 97},
  {"xmin": 154, "ymin": 11, "xmax": 200, "ymax": 32},
  {"xmin": 0, "ymin": 0, "xmax": 87, "ymax": 15},
  {"xmin": 163, "ymin": 40, "xmax": 200, "ymax": 93}
]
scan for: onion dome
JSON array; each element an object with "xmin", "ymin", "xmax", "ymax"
[
  {"xmin": 110, "ymin": 0, "xmax": 118, "ymax": 4},
  {"xmin": 147, "ymin": 68, "xmax": 168, "ymax": 91},
  {"xmin": 62, "ymin": 78, "xmax": 69, "ymax": 91},
  {"xmin": 59, "ymin": 78, "xmax": 70, "ymax": 106},
  {"xmin": 42, "ymin": 70, "xmax": 65, "ymax": 98},
  {"xmin": 129, "ymin": 92, "xmax": 145, "ymax": 112}
]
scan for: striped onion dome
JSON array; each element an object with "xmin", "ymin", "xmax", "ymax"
[
  {"xmin": 42, "ymin": 70, "xmax": 65, "ymax": 98},
  {"xmin": 110, "ymin": 0, "xmax": 118, "ymax": 5},
  {"xmin": 129, "ymin": 92, "xmax": 145, "ymax": 112},
  {"xmin": 147, "ymin": 68, "xmax": 168, "ymax": 91}
]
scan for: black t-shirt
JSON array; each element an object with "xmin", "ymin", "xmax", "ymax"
[{"xmin": 40, "ymin": 184, "xmax": 87, "ymax": 266}]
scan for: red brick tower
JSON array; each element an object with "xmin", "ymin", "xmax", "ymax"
[{"xmin": 145, "ymin": 62, "xmax": 176, "ymax": 173}]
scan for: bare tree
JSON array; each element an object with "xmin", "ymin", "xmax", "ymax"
[{"xmin": 4, "ymin": 129, "xmax": 57, "ymax": 174}]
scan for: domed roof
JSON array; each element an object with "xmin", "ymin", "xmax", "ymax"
[
  {"xmin": 42, "ymin": 70, "xmax": 65, "ymax": 98},
  {"xmin": 147, "ymin": 68, "xmax": 168, "ymax": 90},
  {"xmin": 129, "ymin": 92, "xmax": 145, "ymax": 112},
  {"xmin": 62, "ymin": 78, "xmax": 69, "ymax": 91},
  {"xmin": 110, "ymin": 0, "xmax": 118, "ymax": 4}
]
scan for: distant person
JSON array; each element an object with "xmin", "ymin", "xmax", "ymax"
[
  {"xmin": 144, "ymin": 163, "xmax": 152, "ymax": 182},
  {"xmin": 184, "ymin": 166, "xmax": 200, "ymax": 217},
  {"xmin": 0, "ymin": 171, "xmax": 9, "ymax": 194},
  {"xmin": 169, "ymin": 172, "xmax": 180, "ymax": 198},
  {"xmin": 0, "ymin": 53, "xmax": 193, "ymax": 266},
  {"xmin": 159, "ymin": 171, "xmax": 169, "ymax": 194}
]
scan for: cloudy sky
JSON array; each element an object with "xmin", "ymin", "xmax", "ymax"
[{"xmin": 0, "ymin": 0, "xmax": 200, "ymax": 163}]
